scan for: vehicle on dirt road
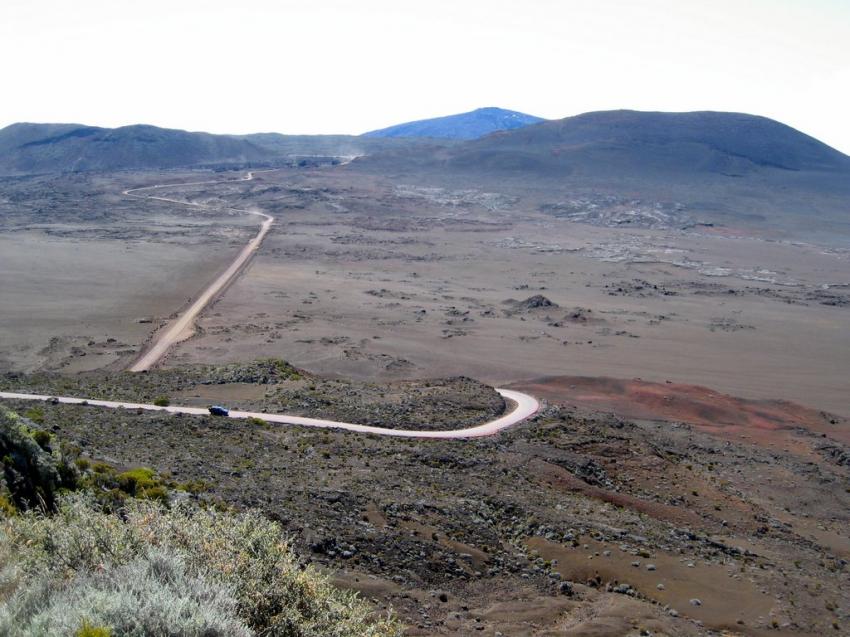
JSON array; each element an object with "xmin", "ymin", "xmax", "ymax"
[{"xmin": 208, "ymin": 405, "xmax": 230, "ymax": 416}]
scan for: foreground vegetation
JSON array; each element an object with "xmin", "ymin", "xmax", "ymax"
[
  {"xmin": 0, "ymin": 406, "xmax": 401, "ymax": 637},
  {"xmin": 3, "ymin": 360, "xmax": 849, "ymax": 633}
]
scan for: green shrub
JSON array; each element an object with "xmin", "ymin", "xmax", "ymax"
[
  {"xmin": 75, "ymin": 620, "xmax": 112, "ymax": 637},
  {"xmin": 0, "ymin": 407, "xmax": 78, "ymax": 512},
  {"xmin": 3, "ymin": 548, "xmax": 250, "ymax": 636},
  {"xmin": 31, "ymin": 430, "xmax": 51, "ymax": 451},
  {"xmin": 0, "ymin": 494, "xmax": 16, "ymax": 517},
  {"xmin": 23, "ymin": 408, "xmax": 44, "ymax": 425},
  {"xmin": 138, "ymin": 485, "xmax": 168, "ymax": 503},
  {"xmin": 99, "ymin": 489, "xmax": 129, "ymax": 511},
  {"xmin": 116, "ymin": 467, "xmax": 156, "ymax": 494},
  {"xmin": 78, "ymin": 465, "xmax": 170, "ymax": 508},
  {"xmin": 0, "ymin": 495, "xmax": 401, "ymax": 636},
  {"xmin": 175, "ymin": 479, "xmax": 211, "ymax": 494},
  {"xmin": 90, "ymin": 462, "xmax": 114, "ymax": 475},
  {"xmin": 152, "ymin": 397, "xmax": 170, "ymax": 407}
]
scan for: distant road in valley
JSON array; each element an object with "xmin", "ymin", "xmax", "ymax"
[{"xmin": 124, "ymin": 171, "xmax": 274, "ymax": 372}]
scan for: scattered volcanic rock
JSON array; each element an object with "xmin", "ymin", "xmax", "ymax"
[{"xmin": 515, "ymin": 295, "xmax": 558, "ymax": 311}]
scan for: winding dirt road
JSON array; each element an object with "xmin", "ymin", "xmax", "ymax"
[
  {"xmin": 17, "ymin": 170, "xmax": 540, "ymax": 437},
  {"xmin": 0, "ymin": 389, "xmax": 539, "ymax": 439},
  {"xmin": 124, "ymin": 172, "xmax": 274, "ymax": 372}
]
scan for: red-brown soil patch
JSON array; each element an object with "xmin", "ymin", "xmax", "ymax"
[
  {"xmin": 528, "ymin": 458, "xmax": 709, "ymax": 530},
  {"xmin": 527, "ymin": 536, "xmax": 778, "ymax": 634},
  {"xmin": 512, "ymin": 376, "xmax": 850, "ymax": 450}
]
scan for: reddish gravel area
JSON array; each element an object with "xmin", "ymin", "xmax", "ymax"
[{"xmin": 512, "ymin": 375, "xmax": 850, "ymax": 449}]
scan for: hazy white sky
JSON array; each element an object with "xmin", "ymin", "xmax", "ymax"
[{"xmin": 2, "ymin": 0, "xmax": 849, "ymax": 152}]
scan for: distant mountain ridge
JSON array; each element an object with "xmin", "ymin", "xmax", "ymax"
[
  {"xmin": 0, "ymin": 122, "xmax": 456, "ymax": 176},
  {"xmin": 362, "ymin": 107, "xmax": 544, "ymax": 140},
  {"xmin": 450, "ymin": 110, "xmax": 850, "ymax": 174},
  {"xmin": 0, "ymin": 123, "xmax": 271, "ymax": 175},
  {"xmin": 351, "ymin": 109, "xmax": 850, "ymax": 242},
  {"xmin": 355, "ymin": 109, "xmax": 850, "ymax": 178},
  {"xmin": 2, "ymin": 110, "xmax": 847, "ymax": 180}
]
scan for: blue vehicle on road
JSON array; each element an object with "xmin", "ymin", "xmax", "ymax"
[{"xmin": 208, "ymin": 405, "xmax": 230, "ymax": 416}]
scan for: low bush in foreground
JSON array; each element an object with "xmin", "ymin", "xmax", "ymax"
[
  {"xmin": 0, "ymin": 406, "xmax": 78, "ymax": 512},
  {"xmin": 0, "ymin": 495, "xmax": 401, "ymax": 637}
]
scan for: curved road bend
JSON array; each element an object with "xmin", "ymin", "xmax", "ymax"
[
  {"xmin": 124, "ymin": 171, "xmax": 275, "ymax": 372},
  {"xmin": 0, "ymin": 389, "xmax": 539, "ymax": 439}
]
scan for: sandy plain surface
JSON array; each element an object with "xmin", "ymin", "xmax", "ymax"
[
  {"xmin": 156, "ymin": 169, "xmax": 850, "ymax": 415},
  {"xmin": 2, "ymin": 167, "xmax": 847, "ymax": 415},
  {"xmin": 0, "ymin": 171, "xmax": 254, "ymax": 373}
]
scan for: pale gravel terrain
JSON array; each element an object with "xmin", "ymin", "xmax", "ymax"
[
  {"xmin": 0, "ymin": 171, "xmax": 254, "ymax": 373},
  {"xmin": 164, "ymin": 169, "xmax": 850, "ymax": 416},
  {"xmin": 0, "ymin": 231, "xmax": 243, "ymax": 372},
  {"xmin": 2, "ymin": 167, "xmax": 847, "ymax": 413}
]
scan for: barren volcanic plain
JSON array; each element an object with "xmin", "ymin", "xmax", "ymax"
[{"xmin": 1, "ymin": 112, "xmax": 849, "ymax": 635}]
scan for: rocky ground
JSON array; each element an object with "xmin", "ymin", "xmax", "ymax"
[
  {"xmin": 2, "ymin": 361, "xmax": 847, "ymax": 636},
  {"xmin": 0, "ymin": 360, "xmax": 505, "ymax": 432}
]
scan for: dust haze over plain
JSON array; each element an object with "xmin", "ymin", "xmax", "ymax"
[{"xmin": 2, "ymin": 0, "xmax": 849, "ymax": 153}]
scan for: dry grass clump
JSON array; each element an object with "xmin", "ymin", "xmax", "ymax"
[{"xmin": 0, "ymin": 494, "xmax": 401, "ymax": 637}]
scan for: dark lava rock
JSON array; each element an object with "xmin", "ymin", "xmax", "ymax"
[
  {"xmin": 519, "ymin": 295, "xmax": 557, "ymax": 310},
  {"xmin": 818, "ymin": 443, "xmax": 850, "ymax": 467}
]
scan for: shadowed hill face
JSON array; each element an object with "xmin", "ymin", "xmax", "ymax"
[
  {"xmin": 362, "ymin": 106, "xmax": 544, "ymax": 140},
  {"xmin": 0, "ymin": 123, "xmax": 458, "ymax": 175},
  {"xmin": 0, "ymin": 122, "xmax": 272, "ymax": 175},
  {"xmin": 0, "ymin": 123, "xmax": 104, "ymax": 152},
  {"xmin": 445, "ymin": 110, "xmax": 850, "ymax": 176},
  {"xmin": 352, "ymin": 110, "xmax": 850, "ymax": 180},
  {"xmin": 349, "ymin": 110, "xmax": 850, "ymax": 242}
]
